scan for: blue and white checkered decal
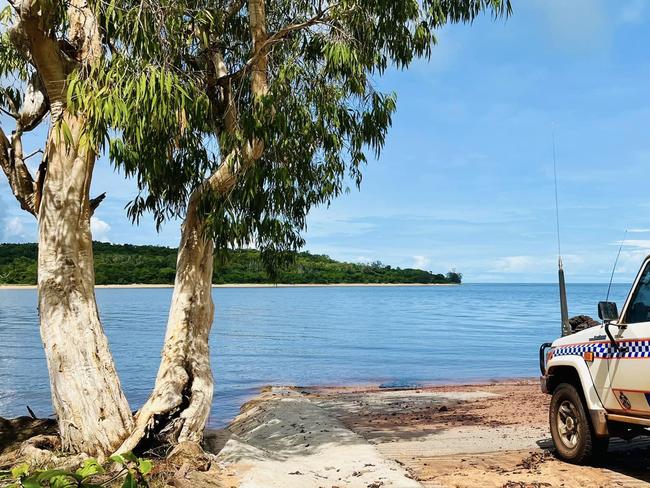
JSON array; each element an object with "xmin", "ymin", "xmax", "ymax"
[{"xmin": 553, "ymin": 340, "xmax": 650, "ymax": 359}]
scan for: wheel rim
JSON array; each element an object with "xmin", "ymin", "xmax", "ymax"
[{"xmin": 557, "ymin": 400, "xmax": 580, "ymax": 449}]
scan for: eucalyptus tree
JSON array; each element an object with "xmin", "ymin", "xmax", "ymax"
[
  {"xmin": 70, "ymin": 0, "xmax": 511, "ymax": 452},
  {"xmin": 0, "ymin": 0, "xmax": 133, "ymax": 456},
  {"xmin": 0, "ymin": 0, "xmax": 509, "ymax": 456}
]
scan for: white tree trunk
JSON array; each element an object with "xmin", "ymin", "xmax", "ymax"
[
  {"xmin": 117, "ymin": 193, "xmax": 214, "ymax": 453},
  {"xmin": 37, "ymin": 114, "xmax": 134, "ymax": 457},
  {"xmin": 116, "ymin": 0, "xmax": 270, "ymax": 453}
]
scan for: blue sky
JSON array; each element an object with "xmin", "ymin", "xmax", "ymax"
[{"xmin": 3, "ymin": 0, "xmax": 650, "ymax": 283}]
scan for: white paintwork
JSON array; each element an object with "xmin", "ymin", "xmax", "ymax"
[
  {"xmin": 547, "ymin": 353, "xmax": 606, "ymax": 412},
  {"xmin": 547, "ymin": 255, "xmax": 650, "ymax": 423}
]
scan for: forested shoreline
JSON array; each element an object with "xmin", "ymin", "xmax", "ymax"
[{"xmin": 0, "ymin": 242, "xmax": 462, "ymax": 286}]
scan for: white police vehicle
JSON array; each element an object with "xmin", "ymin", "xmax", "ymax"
[{"xmin": 541, "ymin": 255, "xmax": 650, "ymax": 463}]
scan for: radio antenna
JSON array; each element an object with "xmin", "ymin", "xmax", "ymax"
[
  {"xmin": 552, "ymin": 131, "xmax": 571, "ymax": 336},
  {"xmin": 606, "ymin": 230, "xmax": 627, "ymax": 303},
  {"xmin": 553, "ymin": 131, "xmax": 562, "ymax": 259}
]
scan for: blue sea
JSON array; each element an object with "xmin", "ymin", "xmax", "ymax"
[{"xmin": 0, "ymin": 283, "xmax": 631, "ymax": 427}]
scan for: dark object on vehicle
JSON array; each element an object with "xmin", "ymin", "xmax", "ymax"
[
  {"xmin": 569, "ymin": 315, "xmax": 600, "ymax": 332},
  {"xmin": 539, "ymin": 342, "xmax": 552, "ymax": 375},
  {"xmin": 598, "ymin": 301, "xmax": 619, "ymax": 322}
]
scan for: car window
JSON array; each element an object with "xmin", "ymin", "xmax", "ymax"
[{"xmin": 626, "ymin": 264, "xmax": 650, "ymax": 324}]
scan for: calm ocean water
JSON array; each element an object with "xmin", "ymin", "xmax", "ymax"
[{"xmin": 0, "ymin": 283, "xmax": 631, "ymax": 427}]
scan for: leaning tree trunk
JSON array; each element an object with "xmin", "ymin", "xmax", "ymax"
[
  {"xmin": 37, "ymin": 114, "xmax": 134, "ymax": 457},
  {"xmin": 117, "ymin": 0, "xmax": 269, "ymax": 453},
  {"xmin": 116, "ymin": 193, "xmax": 214, "ymax": 453}
]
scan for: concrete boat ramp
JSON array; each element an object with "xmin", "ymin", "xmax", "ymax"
[{"xmin": 199, "ymin": 382, "xmax": 650, "ymax": 488}]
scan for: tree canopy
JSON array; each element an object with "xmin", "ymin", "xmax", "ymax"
[{"xmin": 68, "ymin": 0, "xmax": 510, "ymax": 263}]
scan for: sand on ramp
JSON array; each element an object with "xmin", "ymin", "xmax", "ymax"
[{"xmin": 206, "ymin": 381, "xmax": 650, "ymax": 488}]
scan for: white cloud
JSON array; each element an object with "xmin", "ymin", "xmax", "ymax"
[
  {"xmin": 2, "ymin": 216, "xmax": 34, "ymax": 242},
  {"xmin": 90, "ymin": 217, "xmax": 111, "ymax": 242},
  {"xmin": 413, "ymin": 255, "xmax": 431, "ymax": 270},
  {"xmin": 628, "ymin": 228, "xmax": 650, "ymax": 234},
  {"xmin": 4, "ymin": 217, "xmax": 24, "ymax": 238},
  {"xmin": 605, "ymin": 240, "xmax": 650, "ymax": 275},
  {"xmin": 616, "ymin": 239, "xmax": 650, "ymax": 250},
  {"xmin": 493, "ymin": 255, "xmax": 536, "ymax": 273}
]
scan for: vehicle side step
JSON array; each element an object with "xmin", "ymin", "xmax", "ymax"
[{"xmin": 607, "ymin": 413, "xmax": 650, "ymax": 427}]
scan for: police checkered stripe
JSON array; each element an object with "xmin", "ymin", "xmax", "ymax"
[{"xmin": 553, "ymin": 340, "xmax": 650, "ymax": 359}]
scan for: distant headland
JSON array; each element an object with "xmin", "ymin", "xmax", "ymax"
[{"xmin": 0, "ymin": 242, "xmax": 462, "ymax": 286}]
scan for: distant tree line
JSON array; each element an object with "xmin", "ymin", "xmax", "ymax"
[{"xmin": 0, "ymin": 242, "xmax": 462, "ymax": 285}]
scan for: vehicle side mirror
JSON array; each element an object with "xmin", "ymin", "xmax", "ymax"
[{"xmin": 598, "ymin": 301, "xmax": 619, "ymax": 322}]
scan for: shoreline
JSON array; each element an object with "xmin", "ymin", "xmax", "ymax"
[
  {"xmin": 204, "ymin": 379, "xmax": 650, "ymax": 487},
  {"xmin": 5, "ymin": 379, "xmax": 650, "ymax": 487},
  {"xmin": 0, "ymin": 282, "xmax": 460, "ymax": 290}
]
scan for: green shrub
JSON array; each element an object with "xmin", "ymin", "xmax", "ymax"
[{"xmin": 0, "ymin": 453, "xmax": 152, "ymax": 488}]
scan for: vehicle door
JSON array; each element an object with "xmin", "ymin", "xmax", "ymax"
[{"xmin": 604, "ymin": 258, "xmax": 650, "ymax": 416}]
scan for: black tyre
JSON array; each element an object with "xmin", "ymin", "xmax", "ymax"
[{"xmin": 549, "ymin": 383, "xmax": 609, "ymax": 464}]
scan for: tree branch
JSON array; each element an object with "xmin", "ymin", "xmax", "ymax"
[
  {"xmin": 89, "ymin": 192, "xmax": 106, "ymax": 215},
  {"xmin": 0, "ymin": 106, "xmax": 18, "ymax": 119},
  {"xmin": 225, "ymin": 0, "xmax": 246, "ymax": 20},
  {"xmin": 0, "ymin": 126, "xmax": 37, "ymax": 216},
  {"xmin": 13, "ymin": 1, "xmax": 68, "ymax": 117},
  {"xmin": 24, "ymin": 148, "xmax": 43, "ymax": 160},
  {"xmin": 217, "ymin": 8, "xmax": 332, "ymax": 87},
  {"xmin": 197, "ymin": 0, "xmax": 270, "ymax": 200},
  {"xmin": 17, "ymin": 72, "xmax": 48, "ymax": 132},
  {"xmin": 246, "ymin": 0, "xmax": 268, "ymax": 161},
  {"xmin": 33, "ymin": 157, "xmax": 47, "ymax": 214}
]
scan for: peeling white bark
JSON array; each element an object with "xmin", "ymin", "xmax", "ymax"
[
  {"xmin": 18, "ymin": 73, "xmax": 48, "ymax": 131},
  {"xmin": 0, "ymin": 0, "xmax": 135, "ymax": 457},
  {"xmin": 38, "ymin": 114, "xmax": 134, "ymax": 457},
  {"xmin": 117, "ymin": 193, "xmax": 214, "ymax": 454},
  {"xmin": 0, "ymin": 74, "xmax": 48, "ymax": 216},
  {"xmin": 116, "ymin": 0, "xmax": 271, "ymax": 453}
]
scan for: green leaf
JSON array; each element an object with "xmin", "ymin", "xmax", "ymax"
[
  {"xmin": 66, "ymin": 74, "xmax": 78, "ymax": 107},
  {"xmin": 110, "ymin": 454, "xmax": 126, "ymax": 465},
  {"xmin": 0, "ymin": 5, "xmax": 12, "ymax": 24},
  {"xmin": 121, "ymin": 451, "xmax": 138, "ymax": 463},
  {"xmin": 137, "ymin": 459, "xmax": 153, "ymax": 475},
  {"xmin": 20, "ymin": 475, "xmax": 42, "ymax": 488},
  {"xmin": 165, "ymin": 74, "xmax": 172, "ymax": 96},
  {"xmin": 35, "ymin": 469, "xmax": 72, "ymax": 481},
  {"xmin": 10, "ymin": 463, "xmax": 29, "ymax": 479},
  {"xmin": 60, "ymin": 121, "xmax": 73, "ymax": 146},
  {"xmin": 121, "ymin": 472, "xmax": 137, "ymax": 488},
  {"xmin": 49, "ymin": 474, "xmax": 77, "ymax": 488},
  {"xmin": 76, "ymin": 458, "xmax": 105, "ymax": 478}
]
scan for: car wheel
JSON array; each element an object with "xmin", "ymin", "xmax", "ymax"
[{"xmin": 549, "ymin": 383, "xmax": 609, "ymax": 464}]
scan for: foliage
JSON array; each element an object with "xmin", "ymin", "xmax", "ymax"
[
  {"xmin": 66, "ymin": 0, "xmax": 511, "ymax": 269},
  {"xmin": 0, "ymin": 454, "xmax": 152, "ymax": 488},
  {"xmin": 0, "ymin": 0, "xmax": 506, "ymax": 277},
  {"xmin": 0, "ymin": 242, "xmax": 460, "ymax": 285}
]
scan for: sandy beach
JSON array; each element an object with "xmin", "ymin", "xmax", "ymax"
[
  {"xmin": 5, "ymin": 380, "xmax": 650, "ymax": 487},
  {"xmin": 197, "ymin": 380, "xmax": 650, "ymax": 488}
]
